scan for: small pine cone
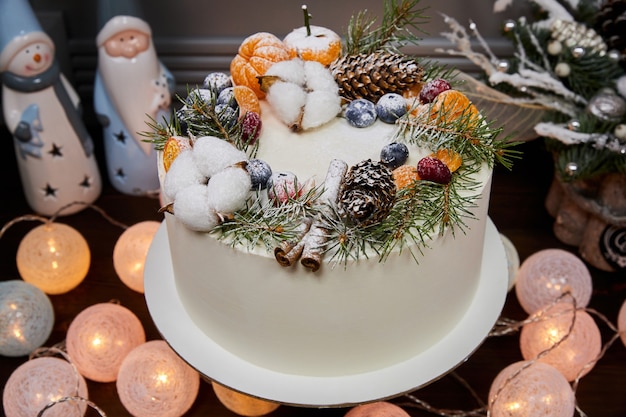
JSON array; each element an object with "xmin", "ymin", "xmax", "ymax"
[
  {"xmin": 596, "ymin": 0, "xmax": 626, "ymax": 64},
  {"xmin": 329, "ymin": 51, "xmax": 423, "ymax": 103},
  {"xmin": 550, "ymin": 19, "xmax": 607, "ymax": 55},
  {"xmin": 338, "ymin": 159, "xmax": 396, "ymax": 226}
]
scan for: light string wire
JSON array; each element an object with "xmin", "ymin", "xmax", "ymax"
[
  {"xmin": 28, "ymin": 344, "xmax": 108, "ymax": 417},
  {"xmin": 401, "ymin": 291, "xmax": 626, "ymax": 417}
]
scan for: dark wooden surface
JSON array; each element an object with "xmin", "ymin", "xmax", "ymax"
[{"xmin": 1, "ymin": 122, "xmax": 626, "ymax": 416}]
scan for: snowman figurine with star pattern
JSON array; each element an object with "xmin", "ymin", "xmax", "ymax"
[{"xmin": 0, "ymin": 0, "xmax": 101, "ymax": 216}]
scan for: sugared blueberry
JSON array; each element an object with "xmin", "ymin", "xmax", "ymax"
[
  {"xmin": 216, "ymin": 103, "xmax": 238, "ymax": 128},
  {"xmin": 344, "ymin": 98, "xmax": 377, "ymax": 128},
  {"xmin": 203, "ymin": 72, "xmax": 232, "ymax": 95},
  {"xmin": 267, "ymin": 171, "xmax": 300, "ymax": 204},
  {"xmin": 240, "ymin": 111, "xmax": 262, "ymax": 145},
  {"xmin": 419, "ymin": 79, "xmax": 452, "ymax": 104},
  {"xmin": 417, "ymin": 157, "xmax": 452, "ymax": 184},
  {"xmin": 246, "ymin": 159, "xmax": 272, "ymax": 190},
  {"xmin": 217, "ymin": 87, "xmax": 238, "ymax": 109},
  {"xmin": 375, "ymin": 93, "xmax": 408, "ymax": 123},
  {"xmin": 380, "ymin": 142, "xmax": 409, "ymax": 170},
  {"xmin": 186, "ymin": 88, "xmax": 215, "ymax": 105}
]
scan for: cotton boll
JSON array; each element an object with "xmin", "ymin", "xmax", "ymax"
[
  {"xmin": 173, "ymin": 184, "xmax": 220, "ymax": 231},
  {"xmin": 163, "ymin": 151, "xmax": 205, "ymax": 201},
  {"xmin": 192, "ymin": 136, "xmax": 248, "ymax": 178},
  {"xmin": 303, "ymin": 60, "xmax": 339, "ymax": 91},
  {"xmin": 266, "ymin": 81, "xmax": 308, "ymax": 127},
  {"xmin": 207, "ymin": 165, "xmax": 252, "ymax": 214},
  {"xmin": 302, "ymin": 90, "xmax": 341, "ymax": 129},
  {"xmin": 266, "ymin": 59, "xmax": 306, "ymax": 85}
]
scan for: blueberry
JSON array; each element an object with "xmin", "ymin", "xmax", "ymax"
[
  {"xmin": 246, "ymin": 159, "xmax": 273, "ymax": 190},
  {"xmin": 203, "ymin": 72, "xmax": 232, "ymax": 95},
  {"xmin": 380, "ymin": 142, "xmax": 409, "ymax": 170},
  {"xmin": 375, "ymin": 93, "xmax": 408, "ymax": 123},
  {"xmin": 344, "ymin": 99, "xmax": 377, "ymax": 128},
  {"xmin": 186, "ymin": 88, "xmax": 214, "ymax": 105},
  {"xmin": 217, "ymin": 87, "xmax": 238, "ymax": 109},
  {"xmin": 216, "ymin": 103, "xmax": 238, "ymax": 128}
]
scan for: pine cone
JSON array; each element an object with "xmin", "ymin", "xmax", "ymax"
[
  {"xmin": 338, "ymin": 159, "xmax": 396, "ymax": 226},
  {"xmin": 329, "ymin": 51, "xmax": 423, "ymax": 103},
  {"xmin": 596, "ymin": 0, "xmax": 626, "ymax": 64},
  {"xmin": 550, "ymin": 19, "xmax": 607, "ymax": 55}
]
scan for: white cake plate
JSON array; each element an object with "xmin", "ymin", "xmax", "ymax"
[{"xmin": 144, "ymin": 218, "xmax": 508, "ymax": 407}]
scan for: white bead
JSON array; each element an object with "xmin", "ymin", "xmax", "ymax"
[{"xmin": 555, "ymin": 62, "xmax": 570, "ymax": 77}]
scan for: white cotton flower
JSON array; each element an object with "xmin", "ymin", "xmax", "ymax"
[
  {"xmin": 266, "ymin": 81, "xmax": 308, "ymax": 128},
  {"xmin": 206, "ymin": 165, "xmax": 252, "ymax": 214},
  {"xmin": 163, "ymin": 151, "xmax": 206, "ymax": 202},
  {"xmin": 172, "ymin": 184, "xmax": 220, "ymax": 232},
  {"xmin": 192, "ymin": 136, "xmax": 247, "ymax": 178},
  {"xmin": 264, "ymin": 58, "xmax": 340, "ymax": 131}
]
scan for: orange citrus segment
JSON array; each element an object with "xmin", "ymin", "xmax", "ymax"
[
  {"xmin": 233, "ymin": 85, "xmax": 261, "ymax": 116},
  {"xmin": 283, "ymin": 26, "xmax": 342, "ymax": 66},
  {"xmin": 393, "ymin": 165, "xmax": 420, "ymax": 190},
  {"xmin": 162, "ymin": 136, "xmax": 191, "ymax": 172},
  {"xmin": 429, "ymin": 89, "xmax": 480, "ymax": 126},
  {"xmin": 431, "ymin": 148, "xmax": 463, "ymax": 173}
]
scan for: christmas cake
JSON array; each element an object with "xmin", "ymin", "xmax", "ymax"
[{"xmin": 147, "ymin": 3, "xmax": 512, "ymax": 383}]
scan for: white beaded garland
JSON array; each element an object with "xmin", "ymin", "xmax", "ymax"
[
  {"xmin": 515, "ymin": 248, "xmax": 592, "ymax": 314},
  {"xmin": 66, "ymin": 303, "xmax": 146, "ymax": 382},
  {"xmin": 554, "ymin": 62, "xmax": 570, "ymax": 78},
  {"xmin": 520, "ymin": 302, "xmax": 601, "ymax": 381},
  {"xmin": 0, "ymin": 280, "xmax": 54, "ymax": 357},
  {"xmin": 547, "ymin": 40, "xmax": 563, "ymax": 55},
  {"xmin": 116, "ymin": 340, "xmax": 200, "ymax": 417},
  {"xmin": 16, "ymin": 223, "xmax": 90, "ymax": 295},
  {"xmin": 488, "ymin": 361, "xmax": 575, "ymax": 417},
  {"xmin": 113, "ymin": 221, "xmax": 161, "ymax": 293},
  {"xmin": 2, "ymin": 356, "xmax": 89, "ymax": 417}
]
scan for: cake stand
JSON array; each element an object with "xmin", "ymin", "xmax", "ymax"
[{"xmin": 144, "ymin": 218, "xmax": 508, "ymax": 407}]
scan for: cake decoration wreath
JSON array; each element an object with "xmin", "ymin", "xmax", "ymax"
[{"xmin": 143, "ymin": 0, "xmax": 519, "ymax": 271}]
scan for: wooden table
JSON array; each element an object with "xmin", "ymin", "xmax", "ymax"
[{"xmin": 1, "ymin": 124, "xmax": 625, "ymax": 416}]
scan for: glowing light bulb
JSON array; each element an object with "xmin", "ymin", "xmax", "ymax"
[
  {"xmin": 618, "ymin": 299, "xmax": 626, "ymax": 348},
  {"xmin": 116, "ymin": 340, "xmax": 200, "ymax": 417},
  {"xmin": 212, "ymin": 382, "xmax": 280, "ymax": 416},
  {"xmin": 0, "ymin": 280, "xmax": 54, "ymax": 357},
  {"xmin": 113, "ymin": 221, "xmax": 160, "ymax": 293},
  {"xmin": 2, "ymin": 356, "xmax": 89, "ymax": 417},
  {"xmin": 520, "ymin": 302, "xmax": 601, "ymax": 381},
  {"xmin": 65, "ymin": 303, "xmax": 145, "ymax": 383},
  {"xmin": 515, "ymin": 249, "xmax": 592, "ymax": 314},
  {"xmin": 16, "ymin": 223, "xmax": 90, "ymax": 294},
  {"xmin": 344, "ymin": 402, "xmax": 410, "ymax": 417},
  {"xmin": 489, "ymin": 361, "xmax": 575, "ymax": 417}
]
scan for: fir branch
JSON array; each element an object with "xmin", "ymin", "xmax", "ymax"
[
  {"xmin": 344, "ymin": 0, "xmax": 428, "ymax": 55},
  {"xmin": 139, "ymin": 113, "xmax": 181, "ymax": 150}
]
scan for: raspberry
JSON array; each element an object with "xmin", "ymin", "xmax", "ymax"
[
  {"xmin": 418, "ymin": 78, "xmax": 452, "ymax": 104},
  {"xmin": 267, "ymin": 171, "xmax": 301, "ymax": 205},
  {"xmin": 417, "ymin": 157, "xmax": 452, "ymax": 184},
  {"xmin": 240, "ymin": 111, "xmax": 262, "ymax": 144}
]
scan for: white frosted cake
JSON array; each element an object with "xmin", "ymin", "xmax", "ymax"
[{"xmin": 147, "ymin": 7, "xmax": 510, "ymax": 388}]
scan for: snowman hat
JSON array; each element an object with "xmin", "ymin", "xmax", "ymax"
[
  {"xmin": 0, "ymin": 0, "xmax": 53, "ymax": 72},
  {"xmin": 96, "ymin": 0, "xmax": 152, "ymax": 47}
]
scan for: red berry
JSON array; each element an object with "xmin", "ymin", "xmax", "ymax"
[
  {"xmin": 419, "ymin": 79, "xmax": 452, "ymax": 104},
  {"xmin": 417, "ymin": 157, "xmax": 452, "ymax": 184},
  {"xmin": 241, "ymin": 111, "xmax": 262, "ymax": 144}
]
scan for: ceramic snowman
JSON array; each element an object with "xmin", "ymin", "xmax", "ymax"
[
  {"xmin": 95, "ymin": 0, "xmax": 174, "ymax": 196},
  {"xmin": 0, "ymin": 0, "xmax": 102, "ymax": 216}
]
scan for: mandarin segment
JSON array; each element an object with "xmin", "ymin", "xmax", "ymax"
[
  {"xmin": 162, "ymin": 136, "xmax": 192, "ymax": 172},
  {"xmin": 233, "ymin": 85, "xmax": 261, "ymax": 116},
  {"xmin": 230, "ymin": 32, "xmax": 292, "ymax": 99},
  {"xmin": 432, "ymin": 148, "xmax": 463, "ymax": 173},
  {"xmin": 393, "ymin": 164, "xmax": 420, "ymax": 190},
  {"xmin": 429, "ymin": 89, "xmax": 481, "ymax": 126}
]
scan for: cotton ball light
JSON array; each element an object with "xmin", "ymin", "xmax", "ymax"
[
  {"xmin": 66, "ymin": 302, "xmax": 145, "ymax": 382},
  {"xmin": 520, "ymin": 302, "xmax": 601, "ymax": 381},
  {"xmin": 344, "ymin": 401, "xmax": 411, "ymax": 417},
  {"xmin": 617, "ymin": 299, "xmax": 626, "ymax": 348},
  {"xmin": 515, "ymin": 248, "xmax": 592, "ymax": 314},
  {"xmin": 113, "ymin": 221, "xmax": 161, "ymax": 293},
  {"xmin": 116, "ymin": 340, "xmax": 200, "ymax": 417},
  {"xmin": 489, "ymin": 361, "xmax": 575, "ymax": 417},
  {"xmin": 3, "ymin": 356, "xmax": 89, "ymax": 417},
  {"xmin": 16, "ymin": 222, "xmax": 90, "ymax": 294},
  {"xmin": 212, "ymin": 382, "xmax": 280, "ymax": 416},
  {"xmin": 0, "ymin": 280, "xmax": 54, "ymax": 357}
]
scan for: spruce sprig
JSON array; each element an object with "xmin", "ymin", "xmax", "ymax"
[{"xmin": 344, "ymin": 0, "xmax": 428, "ymax": 55}]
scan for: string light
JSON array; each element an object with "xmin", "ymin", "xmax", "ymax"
[
  {"xmin": 212, "ymin": 382, "xmax": 280, "ymax": 416},
  {"xmin": 65, "ymin": 302, "xmax": 146, "ymax": 382},
  {"xmin": 113, "ymin": 220, "xmax": 161, "ymax": 293},
  {"xmin": 0, "ymin": 280, "xmax": 54, "ymax": 357},
  {"xmin": 116, "ymin": 340, "xmax": 200, "ymax": 417}
]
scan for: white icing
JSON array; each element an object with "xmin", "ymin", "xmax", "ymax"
[{"xmin": 161, "ymin": 101, "xmax": 493, "ymax": 377}]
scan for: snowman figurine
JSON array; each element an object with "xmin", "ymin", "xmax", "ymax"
[{"xmin": 0, "ymin": 0, "xmax": 101, "ymax": 216}]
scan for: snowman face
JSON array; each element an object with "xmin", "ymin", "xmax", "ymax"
[
  {"xmin": 104, "ymin": 29, "xmax": 150, "ymax": 59},
  {"xmin": 6, "ymin": 41, "xmax": 53, "ymax": 77}
]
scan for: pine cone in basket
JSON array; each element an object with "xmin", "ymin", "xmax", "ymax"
[
  {"xmin": 596, "ymin": 0, "xmax": 626, "ymax": 65},
  {"xmin": 329, "ymin": 51, "xmax": 423, "ymax": 103}
]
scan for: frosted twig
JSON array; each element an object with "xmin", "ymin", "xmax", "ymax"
[
  {"xmin": 535, "ymin": 122, "xmax": 626, "ymax": 153},
  {"xmin": 439, "ymin": 14, "xmax": 498, "ymax": 75}
]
